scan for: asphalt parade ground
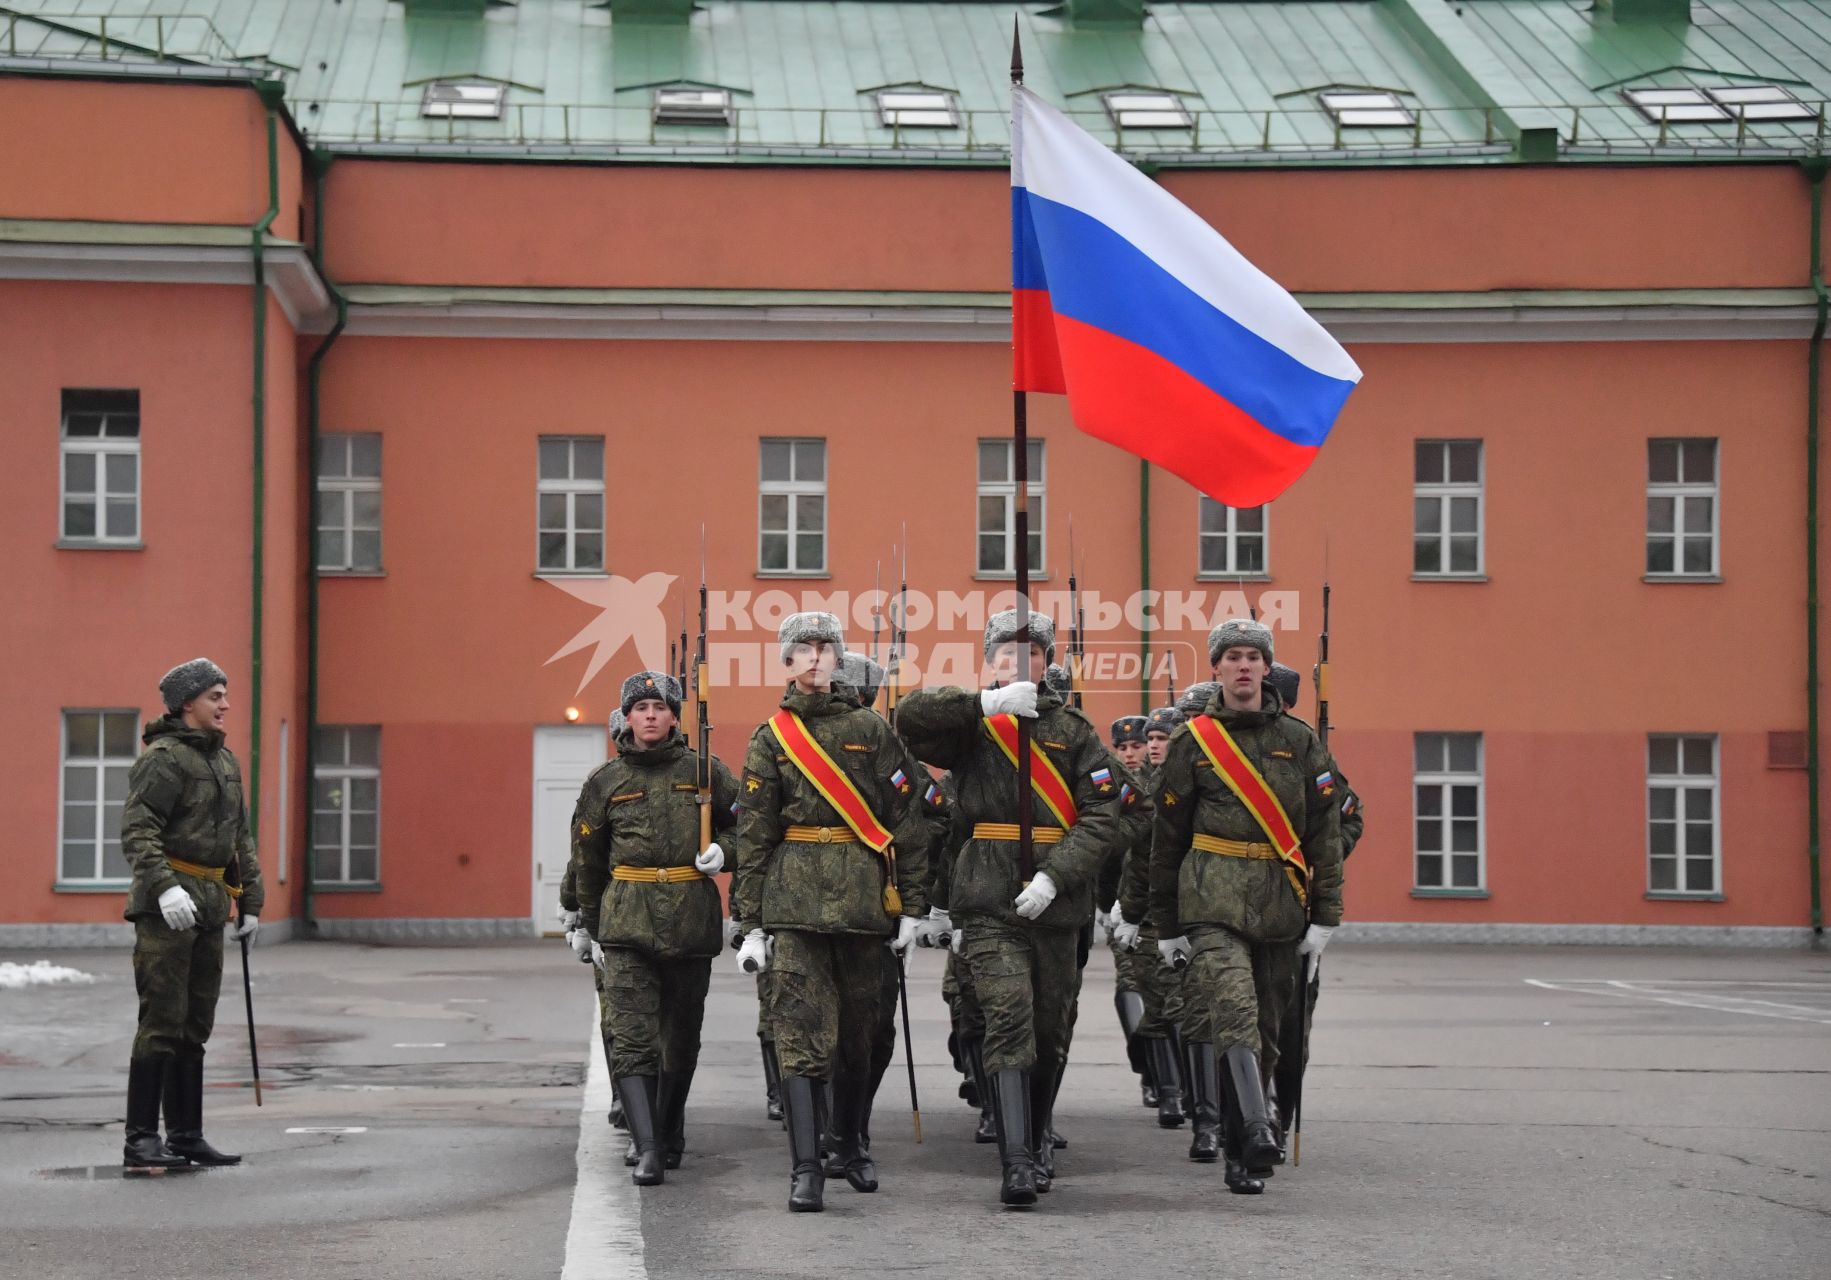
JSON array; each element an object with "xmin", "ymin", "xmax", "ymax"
[{"xmin": 2, "ymin": 942, "xmax": 1827, "ymax": 1280}]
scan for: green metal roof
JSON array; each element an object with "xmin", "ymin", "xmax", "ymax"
[{"xmin": 1, "ymin": 1, "xmax": 1827, "ymax": 163}]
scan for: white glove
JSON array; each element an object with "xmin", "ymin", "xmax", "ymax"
[
  {"xmin": 590, "ymin": 940, "xmax": 606, "ymax": 970},
  {"xmin": 694, "ymin": 842, "xmax": 726, "ymax": 875},
  {"xmin": 949, "ymin": 927, "xmax": 966, "ymax": 955},
  {"xmin": 1111, "ymin": 916, "xmax": 1141, "ymax": 953},
  {"xmin": 1092, "ymin": 906, "xmax": 1109, "ymax": 939},
  {"xmin": 916, "ymin": 907, "xmax": 952, "ymax": 949},
  {"xmin": 1158, "ymin": 935, "xmax": 1192, "ymax": 970},
  {"xmin": 722, "ymin": 917, "xmax": 742, "ymax": 950},
  {"xmin": 1300, "ymin": 923, "xmax": 1336, "ymax": 982},
  {"xmin": 888, "ymin": 916, "xmax": 920, "ymax": 955},
  {"xmin": 232, "ymin": 914, "xmax": 259, "ymax": 941},
  {"xmin": 980, "ymin": 682, "xmax": 1039, "ymax": 718},
  {"xmin": 557, "ymin": 905, "xmax": 580, "ymax": 929},
  {"xmin": 736, "ymin": 928, "xmax": 770, "ymax": 974},
  {"xmin": 157, "ymin": 885, "xmax": 198, "ymax": 931},
  {"xmin": 1012, "ymin": 872, "xmax": 1058, "ymax": 920},
  {"xmin": 568, "ymin": 928, "xmax": 593, "ymax": 963}
]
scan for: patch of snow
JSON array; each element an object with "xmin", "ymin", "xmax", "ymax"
[{"xmin": 0, "ymin": 960, "xmax": 98, "ymax": 990}]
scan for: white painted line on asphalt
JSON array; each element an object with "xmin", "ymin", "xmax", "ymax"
[
  {"xmin": 285, "ymin": 1126, "xmax": 369, "ymax": 1134},
  {"xmin": 392, "ymin": 1042, "xmax": 447, "ymax": 1048},
  {"xmin": 1526, "ymin": 979, "xmax": 1831, "ymax": 1025},
  {"xmin": 561, "ymin": 1013, "xmax": 646, "ymax": 1280},
  {"xmin": 450, "ymin": 998, "xmax": 490, "ymax": 1004}
]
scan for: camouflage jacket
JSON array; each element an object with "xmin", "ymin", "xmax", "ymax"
[
  {"xmin": 895, "ymin": 684, "xmax": 1122, "ymax": 932},
  {"xmin": 1149, "ymin": 688, "xmax": 1343, "ymax": 942},
  {"xmin": 731, "ymin": 687, "xmax": 929, "ymax": 936},
  {"xmin": 1117, "ymin": 759, "xmax": 1160, "ymax": 927},
  {"xmin": 570, "ymin": 730, "xmax": 739, "ymax": 959},
  {"xmin": 120, "ymin": 716, "xmax": 264, "ymax": 927},
  {"xmin": 1097, "ymin": 751, "xmax": 1150, "ymax": 915}
]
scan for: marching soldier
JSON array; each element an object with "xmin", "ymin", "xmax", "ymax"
[
  {"xmin": 1145, "ymin": 704, "xmax": 1182, "ymax": 768},
  {"xmin": 1269, "ymin": 664, "xmax": 1363, "ymax": 857},
  {"xmin": 730, "ymin": 614, "xmax": 929, "ymax": 1213},
  {"xmin": 119, "ymin": 658, "xmax": 263, "ymax": 1170},
  {"xmin": 924, "ymin": 771, "xmax": 998, "ymax": 1142},
  {"xmin": 570, "ymin": 673, "xmax": 739, "ymax": 1186},
  {"xmin": 563, "ymin": 708, "xmax": 627, "ymax": 1131},
  {"xmin": 896, "ymin": 610, "xmax": 1121, "ymax": 1207},
  {"xmin": 1149, "ymin": 620, "xmax": 1342, "ymax": 1196},
  {"xmin": 1105, "ymin": 716, "xmax": 1156, "ymax": 1108}
]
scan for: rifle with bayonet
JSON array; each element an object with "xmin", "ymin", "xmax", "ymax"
[
  {"xmin": 694, "ymin": 530, "xmax": 713, "ymax": 856},
  {"xmin": 1067, "ymin": 516, "xmax": 1084, "ymax": 711}
]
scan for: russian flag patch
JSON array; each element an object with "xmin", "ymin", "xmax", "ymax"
[
  {"xmin": 890, "ymin": 767, "xmax": 910, "ymax": 793},
  {"xmin": 1091, "ymin": 766, "xmax": 1112, "ymax": 788},
  {"xmin": 1316, "ymin": 770, "xmax": 1336, "ymax": 797},
  {"xmin": 925, "ymin": 781, "xmax": 943, "ymax": 807}
]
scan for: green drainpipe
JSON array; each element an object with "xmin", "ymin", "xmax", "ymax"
[
  {"xmin": 247, "ymin": 82, "xmax": 283, "ymax": 848},
  {"xmin": 1139, "ymin": 459, "xmax": 1151, "ymax": 714},
  {"xmin": 1805, "ymin": 158, "xmax": 1827, "ymax": 947},
  {"xmin": 301, "ymin": 149, "xmax": 350, "ymax": 940}
]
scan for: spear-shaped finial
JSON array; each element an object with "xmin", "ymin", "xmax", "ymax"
[{"xmin": 1011, "ymin": 15, "xmax": 1024, "ymax": 85}]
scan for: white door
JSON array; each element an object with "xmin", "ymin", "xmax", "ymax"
[{"xmin": 532, "ymin": 725, "xmax": 607, "ymax": 936}]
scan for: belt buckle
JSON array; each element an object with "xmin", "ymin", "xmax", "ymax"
[{"xmin": 818, "ymin": 828, "xmax": 833, "ymax": 844}]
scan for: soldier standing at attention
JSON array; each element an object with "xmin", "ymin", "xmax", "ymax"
[
  {"xmin": 570, "ymin": 673, "xmax": 739, "ymax": 1186},
  {"xmin": 563, "ymin": 708, "xmax": 627, "ymax": 1132},
  {"xmin": 1144, "ymin": 705, "xmax": 1182, "ymax": 769},
  {"xmin": 119, "ymin": 659, "xmax": 263, "ymax": 1170},
  {"xmin": 896, "ymin": 610, "xmax": 1121, "ymax": 1207},
  {"xmin": 1150, "ymin": 620, "xmax": 1341, "ymax": 1196},
  {"xmin": 730, "ymin": 614, "xmax": 928, "ymax": 1213}
]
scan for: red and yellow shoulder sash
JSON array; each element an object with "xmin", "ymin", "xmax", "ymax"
[
  {"xmin": 983, "ymin": 714, "xmax": 1079, "ymax": 830},
  {"xmin": 1187, "ymin": 714, "xmax": 1309, "ymax": 906},
  {"xmin": 768, "ymin": 710, "xmax": 894, "ymax": 852}
]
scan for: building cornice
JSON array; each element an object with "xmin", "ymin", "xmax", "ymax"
[{"xmin": 0, "ymin": 223, "xmax": 1818, "ymax": 344}]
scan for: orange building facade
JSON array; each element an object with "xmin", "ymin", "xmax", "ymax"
[{"xmin": 1, "ymin": 68, "xmax": 1824, "ymax": 947}]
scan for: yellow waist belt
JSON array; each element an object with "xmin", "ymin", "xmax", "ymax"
[
  {"xmin": 1192, "ymin": 833, "xmax": 1278, "ymax": 860},
  {"xmin": 167, "ymin": 857, "xmax": 242, "ymax": 898},
  {"xmin": 782, "ymin": 826, "xmax": 859, "ymax": 845},
  {"xmin": 971, "ymin": 823, "xmax": 1066, "ymax": 844},
  {"xmin": 612, "ymin": 865, "xmax": 708, "ymax": 884}
]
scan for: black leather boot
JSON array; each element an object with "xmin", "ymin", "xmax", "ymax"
[
  {"xmin": 615, "ymin": 1075, "xmax": 664, "ymax": 1186},
  {"xmin": 1186, "ymin": 1041, "xmax": 1221, "ymax": 1164},
  {"xmin": 657, "ymin": 1068, "xmax": 693, "ymax": 1171},
  {"xmin": 161, "ymin": 1052, "xmax": 240, "ymax": 1166},
  {"xmin": 1115, "ymin": 988, "xmax": 1152, "ymax": 1108},
  {"xmin": 123, "ymin": 1058, "xmax": 187, "ymax": 1170},
  {"xmin": 963, "ymin": 1036, "xmax": 997, "ymax": 1143},
  {"xmin": 604, "ymin": 1031, "xmax": 625, "ymax": 1129},
  {"xmin": 990, "ymin": 1069, "xmax": 1037, "ymax": 1207},
  {"xmin": 1265, "ymin": 1074, "xmax": 1289, "ymax": 1165},
  {"xmin": 831, "ymin": 1074, "xmax": 878, "ymax": 1193},
  {"xmin": 1146, "ymin": 1037, "xmax": 1185, "ymax": 1129},
  {"xmin": 1223, "ymin": 1044, "xmax": 1284, "ymax": 1172},
  {"xmin": 760, "ymin": 1040, "xmax": 784, "ymax": 1125},
  {"xmin": 1172, "ymin": 1023, "xmax": 1195, "ymax": 1123},
  {"xmin": 1028, "ymin": 1065, "xmax": 1056, "ymax": 1192},
  {"xmin": 780, "ymin": 1075, "xmax": 825, "ymax": 1212}
]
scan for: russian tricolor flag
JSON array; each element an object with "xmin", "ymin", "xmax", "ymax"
[{"xmin": 1012, "ymin": 86, "xmax": 1361, "ymax": 506}]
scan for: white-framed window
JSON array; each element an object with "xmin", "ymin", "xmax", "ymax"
[
  {"xmin": 317, "ymin": 433, "xmax": 382, "ymax": 573},
  {"xmin": 758, "ymin": 438, "xmax": 827, "ymax": 574},
  {"xmin": 1623, "ymin": 88, "xmax": 1728, "ymax": 124},
  {"xmin": 1647, "ymin": 439, "xmax": 1718, "ymax": 577},
  {"xmin": 1104, "ymin": 91, "xmax": 1193, "ymax": 130},
  {"xmin": 1414, "ymin": 439, "xmax": 1483, "ymax": 577},
  {"xmin": 1648, "ymin": 734, "xmax": 1719, "ymax": 895},
  {"xmin": 60, "ymin": 389, "xmax": 140, "ymax": 545},
  {"xmin": 876, "ymin": 90, "xmax": 959, "ymax": 128},
  {"xmin": 421, "ymin": 81, "xmax": 506, "ymax": 119},
  {"xmin": 59, "ymin": 710, "xmax": 138, "ymax": 885},
  {"xmin": 1320, "ymin": 90, "xmax": 1415, "ymax": 128},
  {"xmin": 313, "ymin": 726, "xmax": 379, "ymax": 886},
  {"xmin": 537, "ymin": 436, "xmax": 605, "ymax": 574},
  {"xmin": 977, "ymin": 439, "xmax": 1045, "ymax": 576},
  {"xmin": 1413, "ymin": 732, "xmax": 1483, "ymax": 891},
  {"xmin": 654, "ymin": 88, "xmax": 732, "ymax": 125},
  {"xmin": 1705, "ymin": 84, "xmax": 1817, "ymax": 122},
  {"xmin": 1198, "ymin": 497, "xmax": 1268, "ymax": 576}
]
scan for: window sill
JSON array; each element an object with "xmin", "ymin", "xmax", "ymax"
[
  {"xmin": 55, "ymin": 539, "xmax": 144, "ymax": 552},
  {"xmin": 54, "ymin": 880, "xmax": 129, "ymax": 894},
  {"xmin": 1411, "ymin": 573, "xmax": 1487, "ymax": 583},
  {"xmin": 755, "ymin": 571, "xmax": 831, "ymax": 580},
  {"xmin": 314, "ymin": 881, "xmax": 383, "ymax": 894},
  {"xmin": 1646, "ymin": 890, "xmax": 1724, "ymax": 902},
  {"xmin": 973, "ymin": 572, "xmax": 1053, "ymax": 582},
  {"xmin": 533, "ymin": 571, "xmax": 608, "ymax": 580},
  {"xmin": 1196, "ymin": 572, "xmax": 1273, "ymax": 583},
  {"xmin": 1410, "ymin": 887, "xmax": 1490, "ymax": 900},
  {"xmin": 319, "ymin": 569, "xmax": 387, "ymax": 579},
  {"xmin": 1643, "ymin": 574, "xmax": 1721, "ymax": 585}
]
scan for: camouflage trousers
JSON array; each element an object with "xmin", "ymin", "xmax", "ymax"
[
  {"xmin": 866, "ymin": 955, "xmax": 899, "ymax": 1086},
  {"xmin": 942, "ymin": 949, "xmax": 984, "ymax": 1036},
  {"xmin": 1182, "ymin": 925, "xmax": 1301, "ymax": 1072},
  {"xmin": 131, "ymin": 918, "xmax": 223, "ymax": 1060},
  {"xmin": 1120, "ymin": 924, "xmax": 1187, "ymax": 1039},
  {"xmin": 958, "ymin": 917, "xmax": 1081, "ymax": 1077},
  {"xmin": 598, "ymin": 946, "xmax": 712, "ymax": 1079},
  {"xmin": 755, "ymin": 971, "xmax": 773, "ymax": 1042},
  {"xmin": 766, "ymin": 930, "xmax": 885, "ymax": 1080}
]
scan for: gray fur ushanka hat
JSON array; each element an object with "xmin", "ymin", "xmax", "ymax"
[
  {"xmin": 1207, "ymin": 618, "xmax": 1274, "ymax": 665},
  {"xmin": 159, "ymin": 658, "xmax": 228, "ymax": 713},
  {"xmin": 983, "ymin": 608, "xmax": 1056, "ymax": 662},
  {"xmin": 778, "ymin": 611, "xmax": 846, "ymax": 663}
]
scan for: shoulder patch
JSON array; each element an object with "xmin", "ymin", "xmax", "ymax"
[
  {"xmin": 924, "ymin": 781, "xmax": 943, "ymax": 807},
  {"xmin": 1161, "ymin": 789, "xmax": 1178, "ymax": 806},
  {"xmin": 1316, "ymin": 771, "xmax": 1336, "ymax": 798},
  {"xmin": 1341, "ymin": 792, "xmax": 1359, "ymax": 817},
  {"xmin": 743, "ymin": 769, "xmax": 766, "ymax": 795}
]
